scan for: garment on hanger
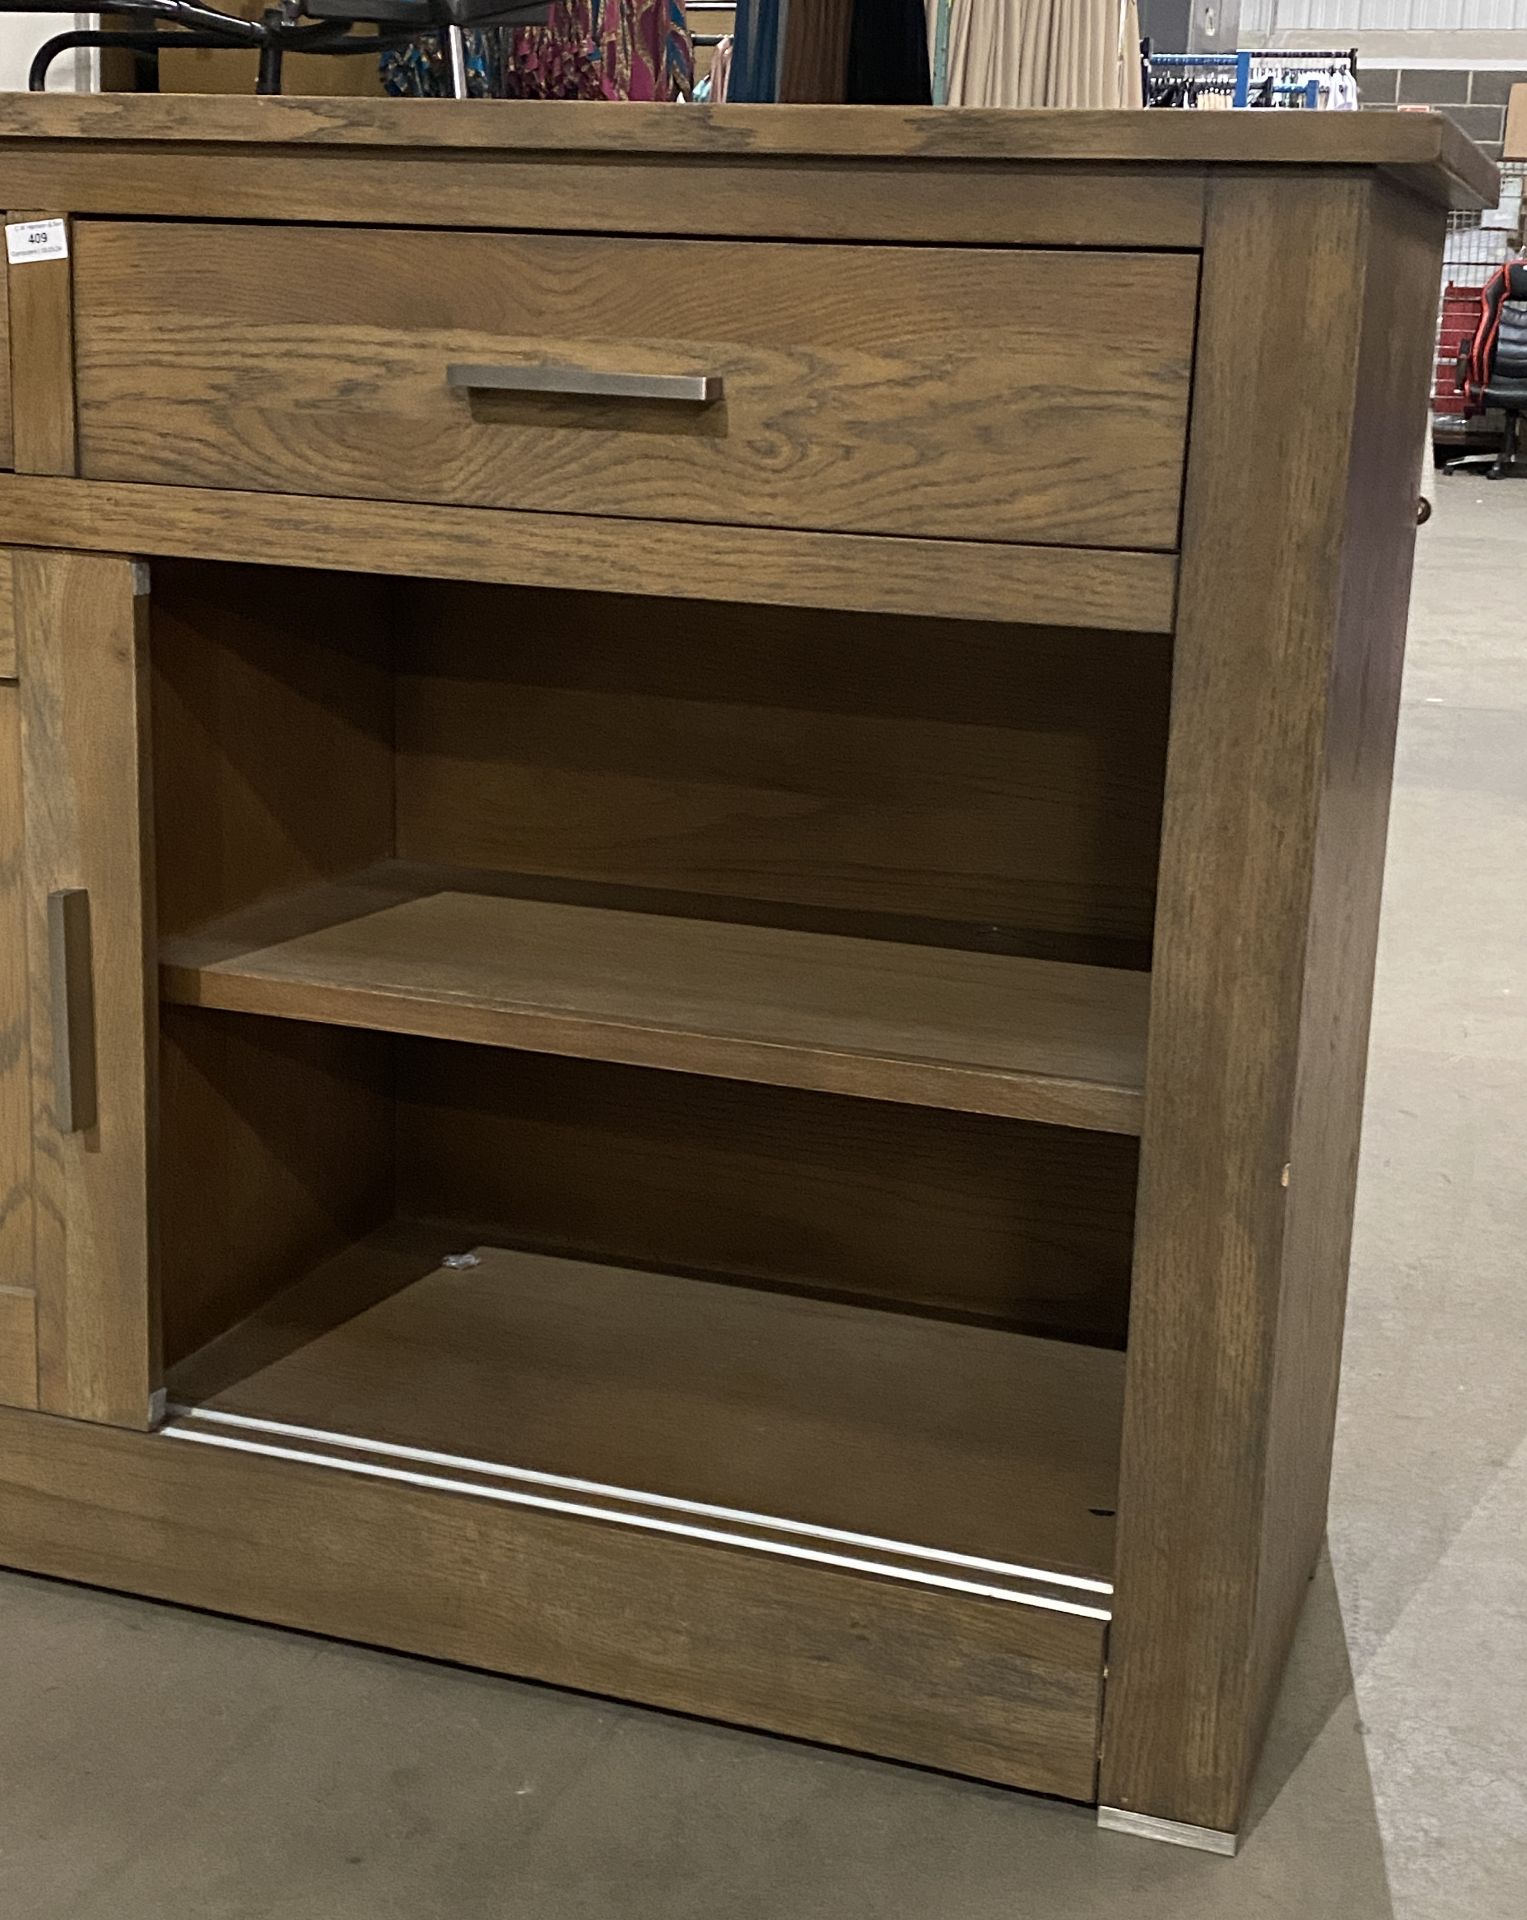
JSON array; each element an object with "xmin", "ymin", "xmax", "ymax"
[
  {"xmin": 779, "ymin": 0, "xmax": 853, "ymax": 102},
  {"xmin": 509, "ymin": 0, "xmax": 694, "ymax": 99},
  {"xmin": 1144, "ymin": 47, "xmax": 1359, "ymax": 111},
  {"xmin": 1114, "ymin": 0, "xmax": 1144, "ymax": 107},
  {"xmin": 691, "ymin": 30, "xmax": 733, "ymax": 100},
  {"xmin": 924, "ymin": 0, "xmax": 952, "ymax": 105},
  {"xmin": 385, "ymin": 0, "xmax": 694, "ymax": 99},
  {"xmin": 731, "ymin": 0, "xmax": 785, "ymax": 101},
  {"xmin": 942, "ymin": 0, "xmax": 1141, "ymax": 110},
  {"xmin": 707, "ymin": 31, "xmax": 735, "ymax": 100},
  {"xmin": 847, "ymin": 0, "xmax": 930, "ymax": 104}
]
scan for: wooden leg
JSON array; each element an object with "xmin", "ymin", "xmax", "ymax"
[{"xmin": 1100, "ymin": 176, "xmax": 1441, "ymax": 1833}]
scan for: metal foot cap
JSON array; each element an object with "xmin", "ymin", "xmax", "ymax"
[{"xmin": 1097, "ymin": 1807, "xmax": 1239, "ymax": 1856}]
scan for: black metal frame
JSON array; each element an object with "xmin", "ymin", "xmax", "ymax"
[{"xmin": 3, "ymin": 0, "xmax": 548, "ymax": 97}]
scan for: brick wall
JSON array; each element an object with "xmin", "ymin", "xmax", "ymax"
[{"xmin": 1360, "ymin": 66, "xmax": 1526, "ymax": 161}]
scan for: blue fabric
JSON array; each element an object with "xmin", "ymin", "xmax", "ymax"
[{"xmin": 730, "ymin": 0, "xmax": 783, "ymax": 102}]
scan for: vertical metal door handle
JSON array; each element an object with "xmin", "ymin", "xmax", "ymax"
[{"xmin": 48, "ymin": 888, "xmax": 98, "ymax": 1135}]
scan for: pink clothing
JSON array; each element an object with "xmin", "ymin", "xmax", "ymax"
[{"xmin": 504, "ymin": 0, "xmax": 694, "ymax": 101}]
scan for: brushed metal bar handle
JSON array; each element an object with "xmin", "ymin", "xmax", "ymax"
[
  {"xmin": 48, "ymin": 888, "xmax": 97, "ymax": 1135},
  {"xmin": 447, "ymin": 363, "xmax": 724, "ymax": 405}
]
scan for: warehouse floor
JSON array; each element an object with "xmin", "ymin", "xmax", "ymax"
[{"xmin": 1, "ymin": 474, "xmax": 1524, "ymax": 1920}]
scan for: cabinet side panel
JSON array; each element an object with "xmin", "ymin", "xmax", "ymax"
[
  {"xmin": 0, "ymin": 676, "xmax": 36, "ymax": 1407},
  {"xmin": 150, "ymin": 560, "xmax": 396, "ymax": 940},
  {"xmin": 19, "ymin": 551, "xmax": 157, "ymax": 1427},
  {"xmin": 1102, "ymin": 174, "xmax": 1398, "ymax": 1834},
  {"xmin": 1253, "ymin": 184, "xmax": 1445, "ymax": 1724},
  {"xmin": 159, "ymin": 1007, "xmax": 395, "ymax": 1370}
]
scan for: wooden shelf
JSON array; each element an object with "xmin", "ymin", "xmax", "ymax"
[
  {"xmin": 159, "ymin": 865, "xmax": 1150, "ymax": 1133},
  {"xmin": 167, "ymin": 1223, "xmax": 1124, "ymax": 1600}
]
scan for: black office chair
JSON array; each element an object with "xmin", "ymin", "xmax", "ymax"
[
  {"xmin": 7, "ymin": 0, "xmax": 548, "ymax": 98},
  {"xmin": 1453, "ymin": 259, "xmax": 1527, "ymax": 480}
]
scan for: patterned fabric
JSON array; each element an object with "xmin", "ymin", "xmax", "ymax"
[{"xmin": 382, "ymin": 0, "xmax": 693, "ymax": 101}]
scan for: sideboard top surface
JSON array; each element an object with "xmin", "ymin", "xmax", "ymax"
[{"xmin": 0, "ymin": 94, "xmax": 1495, "ymax": 210}]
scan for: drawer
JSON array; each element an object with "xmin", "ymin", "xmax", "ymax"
[{"xmin": 72, "ymin": 223, "xmax": 1197, "ymax": 550}]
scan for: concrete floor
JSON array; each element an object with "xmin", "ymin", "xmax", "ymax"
[{"xmin": 2, "ymin": 474, "xmax": 1524, "ymax": 1918}]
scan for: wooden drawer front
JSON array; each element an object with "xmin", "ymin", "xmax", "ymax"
[{"xmin": 73, "ymin": 223, "xmax": 1197, "ymax": 550}]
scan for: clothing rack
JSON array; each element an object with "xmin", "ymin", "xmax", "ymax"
[
  {"xmin": 382, "ymin": 0, "xmax": 698, "ymax": 99},
  {"xmin": 1146, "ymin": 45, "xmax": 1357, "ymax": 111},
  {"xmin": 686, "ymin": 0, "xmax": 729, "ymax": 48}
]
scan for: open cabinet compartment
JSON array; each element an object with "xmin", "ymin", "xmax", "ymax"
[{"xmin": 146, "ymin": 558, "xmax": 1172, "ymax": 1791}]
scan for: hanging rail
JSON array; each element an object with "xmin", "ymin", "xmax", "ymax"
[{"xmin": 1145, "ymin": 45, "xmax": 1358, "ymax": 110}]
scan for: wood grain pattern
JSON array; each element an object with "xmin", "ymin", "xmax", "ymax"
[
  {"xmin": 151, "ymin": 560, "xmax": 395, "ymax": 940},
  {"xmin": 0, "ymin": 153, "xmax": 1205, "ymax": 250},
  {"xmin": 159, "ymin": 870, "xmax": 1151, "ymax": 1133},
  {"xmin": 1251, "ymin": 181, "xmax": 1445, "ymax": 1777},
  {"xmin": 158, "ymin": 1006, "xmax": 394, "ymax": 1370},
  {"xmin": 0, "ymin": 108, "xmax": 1457, "ymax": 1818},
  {"xmin": 0, "ymin": 476, "xmax": 1179, "ymax": 632},
  {"xmin": 172, "ymin": 1233, "xmax": 1124, "ymax": 1583},
  {"xmin": 0, "ymin": 1287, "xmax": 36, "ymax": 1409},
  {"xmin": 396, "ymin": 585, "xmax": 1170, "ymax": 968},
  {"xmin": 0, "ymin": 679, "xmax": 35, "ymax": 1407},
  {"xmin": 17, "ymin": 550, "xmax": 157, "ymax": 1428},
  {"xmin": 0, "ymin": 95, "xmax": 1495, "ymax": 209},
  {"xmin": 396, "ymin": 1042, "xmax": 1138, "ymax": 1345},
  {"xmin": 74, "ymin": 225, "xmax": 1197, "ymax": 550},
  {"xmin": 0, "ymin": 253, "xmax": 12, "ymax": 472},
  {"xmin": 6, "ymin": 213, "xmax": 75, "ymax": 476},
  {"xmin": 1100, "ymin": 174, "xmax": 1435, "ymax": 1836},
  {"xmin": 152, "ymin": 561, "xmax": 1168, "ymax": 968},
  {"xmin": 165, "ymin": 1216, "xmax": 449, "ymax": 1394},
  {"xmin": 0, "ymin": 1401, "xmax": 1106, "ymax": 1799},
  {"xmin": 0, "ymin": 550, "xmax": 15, "ymax": 677},
  {"xmin": 156, "ymin": 1003, "xmax": 1137, "ymax": 1368}
]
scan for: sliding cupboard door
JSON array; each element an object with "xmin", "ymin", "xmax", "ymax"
[
  {"xmin": 18, "ymin": 548, "xmax": 158, "ymax": 1428},
  {"xmin": 0, "ymin": 553, "xmax": 35, "ymax": 1409}
]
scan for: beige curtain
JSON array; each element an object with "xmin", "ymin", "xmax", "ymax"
[{"xmin": 943, "ymin": 0, "xmax": 1142, "ymax": 109}]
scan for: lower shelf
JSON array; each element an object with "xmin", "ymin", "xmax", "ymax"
[
  {"xmin": 167, "ymin": 1226, "xmax": 1124, "ymax": 1612},
  {"xmin": 146, "ymin": 1226, "xmax": 1121, "ymax": 1797}
]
